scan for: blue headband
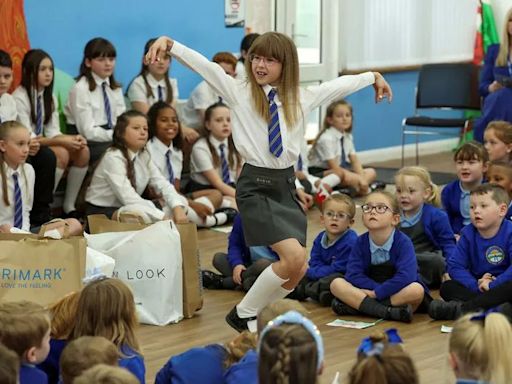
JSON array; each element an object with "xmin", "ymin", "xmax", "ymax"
[
  {"xmin": 258, "ymin": 310, "xmax": 324, "ymax": 370},
  {"xmin": 357, "ymin": 328, "xmax": 403, "ymax": 357},
  {"xmin": 470, "ymin": 307, "xmax": 499, "ymax": 322}
]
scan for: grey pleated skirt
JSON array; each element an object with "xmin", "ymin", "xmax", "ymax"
[{"xmin": 236, "ymin": 163, "xmax": 307, "ymax": 247}]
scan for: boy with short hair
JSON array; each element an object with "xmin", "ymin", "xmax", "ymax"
[
  {"xmin": 0, "ymin": 343, "xmax": 19, "ymax": 384},
  {"xmin": 60, "ymin": 336, "xmax": 119, "ymax": 384},
  {"xmin": 430, "ymin": 184, "xmax": 512, "ymax": 320},
  {"xmin": 487, "ymin": 160, "xmax": 512, "ymax": 220},
  {"xmin": 292, "ymin": 193, "xmax": 358, "ymax": 305},
  {"xmin": 74, "ymin": 364, "xmax": 139, "ymax": 384},
  {"xmin": 0, "ymin": 50, "xmax": 17, "ymax": 122},
  {"xmin": 0, "ymin": 301, "xmax": 51, "ymax": 384}
]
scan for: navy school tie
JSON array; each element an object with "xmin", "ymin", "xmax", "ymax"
[
  {"xmin": 297, "ymin": 154, "xmax": 303, "ymax": 171},
  {"xmin": 158, "ymin": 85, "xmax": 164, "ymax": 102},
  {"xmin": 219, "ymin": 143, "xmax": 231, "ymax": 184},
  {"xmin": 102, "ymin": 82, "xmax": 113, "ymax": 129},
  {"xmin": 36, "ymin": 95, "xmax": 43, "ymax": 136},
  {"xmin": 340, "ymin": 136, "xmax": 349, "ymax": 168},
  {"xmin": 12, "ymin": 172, "xmax": 23, "ymax": 229},
  {"xmin": 268, "ymin": 88, "xmax": 283, "ymax": 157},
  {"xmin": 166, "ymin": 149, "xmax": 174, "ymax": 184}
]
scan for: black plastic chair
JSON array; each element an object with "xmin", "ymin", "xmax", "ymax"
[{"xmin": 401, "ymin": 63, "xmax": 481, "ymax": 166}]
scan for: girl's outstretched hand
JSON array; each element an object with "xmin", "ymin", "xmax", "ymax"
[
  {"xmin": 372, "ymin": 72, "xmax": 393, "ymax": 103},
  {"xmin": 145, "ymin": 36, "xmax": 174, "ymax": 64}
]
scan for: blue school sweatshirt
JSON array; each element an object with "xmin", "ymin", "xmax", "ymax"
[
  {"xmin": 38, "ymin": 338, "xmax": 67, "ymax": 384},
  {"xmin": 414, "ymin": 203, "xmax": 456, "ymax": 258},
  {"xmin": 345, "ymin": 230, "xmax": 420, "ymax": 300},
  {"xmin": 154, "ymin": 344, "xmax": 226, "ymax": 384},
  {"xmin": 441, "ymin": 180, "xmax": 468, "ymax": 234},
  {"xmin": 119, "ymin": 345, "xmax": 146, "ymax": 384},
  {"xmin": 20, "ymin": 364, "xmax": 48, "ymax": 384},
  {"xmin": 224, "ymin": 349, "xmax": 258, "ymax": 384},
  {"xmin": 447, "ymin": 220, "xmax": 512, "ymax": 293},
  {"xmin": 306, "ymin": 229, "xmax": 358, "ymax": 280}
]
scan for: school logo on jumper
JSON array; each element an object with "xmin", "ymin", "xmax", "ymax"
[{"xmin": 485, "ymin": 246, "xmax": 505, "ymax": 265}]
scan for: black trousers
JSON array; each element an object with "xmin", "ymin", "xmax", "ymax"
[
  {"xmin": 440, "ymin": 279, "xmax": 512, "ymax": 312},
  {"xmin": 28, "ymin": 146, "xmax": 56, "ymax": 227}
]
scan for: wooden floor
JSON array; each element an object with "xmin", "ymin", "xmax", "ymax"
[{"xmin": 137, "ymin": 152, "xmax": 457, "ymax": 384}]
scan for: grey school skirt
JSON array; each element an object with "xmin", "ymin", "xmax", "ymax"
[{"xmin": 236, "ymin": 163, "xmax": 307, "ymax": 247}]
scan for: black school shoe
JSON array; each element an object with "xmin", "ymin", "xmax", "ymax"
[
  {"xmin": 387, "ymin": 304, "xmax": 414, "ymax": 323},
  {"xmin": 201, "ymin": 270, "xmax": 224, "ymax": 289},
  {"xmin": 370, "ymin": 181, "xmax": 387, "ymax": 191},
  {"xmin": 331, "ymin": 298, "xmax": 360, "ymax": 316},
  {"xmin": 318, "ymin": 291, "xmax": 335, "ymax": 307},
  {"xmin": 428, "ymin": 299, "xmax": 462, "ymax": 320},
  {"xmin": 215, "ymin": 207, "xmax": 238, "ymax": 223},
  {"xmin": 225, "ymin": 306, "xmax": 256, "ymax": 333}
]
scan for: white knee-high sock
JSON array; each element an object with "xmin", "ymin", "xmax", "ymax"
[
  {"xmin": 236, "ymin": 265, "xmax": 288, "ymax": 318},
  {"xmin": 63, "ymin": 166, "xmax": 88, "ymax": 213},
  {"xmin": 194, "ymin": 196, "xmax": 214, "ymax": 210},
  {"xmin": 187, "ymin": 197, "xmax": 227, "ymax": 227},
  {"xmin": 220, "ymin": 197, "xmax": 232, "ymax": 208},
  {"xmin": 321, "ymin": 173, "xmax": 341, "ymax": 188},
  {"xmin": 54, "ymin": 168, "xmax": 65, "ymax": 193}
]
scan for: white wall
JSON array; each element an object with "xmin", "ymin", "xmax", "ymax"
[{"xmin": 492, "ymin": 0, "xmax": 512, "ymax": 34}]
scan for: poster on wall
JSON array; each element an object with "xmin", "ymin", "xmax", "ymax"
[{"xmin": 225, "ymin": 0, "xmax": 245, "ymax": 28}]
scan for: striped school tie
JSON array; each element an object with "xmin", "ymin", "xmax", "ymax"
[
  {"xmin": 12, "ymin": 172, "xmax": 23, "ymax": 229},
  {"xmin": 219, "ymin": 143, "xmax": 231, "ymax": 184},
  {"xmin": 36, "ymin": 95, "xmax": 43, "ymax": 135},
  {"xmin": 102, "ymin": 82, "xmax": 113, "ymax": 129},
  {"xmin": 165, "ymin": 149, "xmax": 174, "ymax": 184},
  {"xmin": 158, "ymin": 85, "xmax": 164, "ymax": 102},
  {"xmin": 267, "ymin": 88, "xmax": 283, "ymax": 157},
  {"xmin": 297, "ymin": 154, "xmax": 303, "ymax": 171},
  {"xmin": 340, "ymin": 136, "xmax": 349, "ymax": 168}
]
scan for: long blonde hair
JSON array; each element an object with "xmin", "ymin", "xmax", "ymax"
[
  {"xmin": 449, "ymin": 312, "xmax": 512, "ymax": 384},
  {"xmin": 245, "ymin": 32, "xmax": 301, "ymax": 129},
  {"xmin": 394, "ymin": 166, "xmax": 441, "ymax": 207},
  {"xmin": 496, "ymin": 8, "xmax": 512, "ymax": 66},
  {"xmin": 70, "ymin": 278, "xmax": 140, "ymax": 354},
  {"xmin": 309, "ymin": 99, "xmax": 352, "ymax": 160}
]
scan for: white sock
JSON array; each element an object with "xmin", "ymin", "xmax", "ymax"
[
  {"xmin": 246, "ymin": 285, "xmax": 293, "ymax": 333},
  {"xmin": 194, "ymin": 196, "xmax": 214, "ymax": 210},
  {"xmin": 214, "ymin": 212, "xmax": 227, "ymax": 226},
  {"xmin": 54, "ymin": 167, "xmax": 65, "ymax": 193},
  {"xmin": 220, "ymin": 198, "xmax": 232, "ymax": 208},
  {"xmin": 63, "ymin": 166, "xmax": 88, "ymax": 213},
  {"xmin": 321, "ymin": 173, "xmax": 341, "ymax": 188},
  {"xmin": 236, "ymin": 265, "xmax": 288, "ymax": 318}
]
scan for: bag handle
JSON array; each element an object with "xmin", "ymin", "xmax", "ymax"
[
  {"xmin": 117, "ymin": 211, "xmax": 146, "ymax": 224},
  {"xmin": 38, "ymin": 219, "xmax": 70, "ymax": 239}
]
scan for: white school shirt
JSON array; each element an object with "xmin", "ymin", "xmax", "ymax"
[
  {"xmin": 170, "ymin": 41, "xmax": 374, "ymax": 170},
  {"xmin": 13, "ymin": 86, "xmax": 61, "ymax": 138},
  {"xmin": 146, "ymin": 137, "xmax": 184, "ymax": 180},
  {"xmin": 127, "ymin": 73, "xmax": 179, "ymax": 106},
  {"xmin": 308, "ymin": 127, "xmax": 356, "ymax": 168},
  {"xmin": 181, "ymin": 80, "xmax": 220, "ymax": 129},
  {"xmin": 0, "ymin": 162, "xmax": 35, "ymax": 232},
  {"xmin": 85, "ymin": 148, "xmax": 187, "ymax": 221},
  {"xmin": 190, "ymin": 136, "xmax": 238, "ymax": 185},
  {"xmin": 64, "ymin": 72, "xmax": 126, "ymax": 142},
  {"xmin": 235, "ymin": 60, "xmax": 247, "ymax": 81},
  {"xmin": 0, "ymin": 93, "xmax": 17, "ymax": 122}
]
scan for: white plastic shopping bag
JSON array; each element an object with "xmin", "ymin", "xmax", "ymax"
[
  {"xmin": 85, "ymin": 220, "xmax": 183, "ymax": 325},
  {"xmin": 85, "ymin": 247, "xmax": 116, "ymax": 281}
]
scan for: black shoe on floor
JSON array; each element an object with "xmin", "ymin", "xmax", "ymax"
[
  {"xmin": 428, "ymin": 299, "xmax": 462, "ymax": 320},
  {"xmin": 318, "ymin": 291, "xmax": 335, "ymax": 307},
  {"xmin": 201, "ymin": 270, "xmax": 224, "ymax": 289},
  {"xmin": 331, "ymin": 298, "xmax": 360, "ymax": 316},
  {"xmin": 387, "ymin": 304, "xmax": 413, "ymax": 323},
  {"xmin": 370, "ymin": 181, "xmax": 387, "ymax": 191},
  {"xmin": 225, "ymin": 306, "xmax": 256, "ymax": 333},
  {"xmin": 215, "ymin": 208, "xmax": 238, "ymax": 223}
]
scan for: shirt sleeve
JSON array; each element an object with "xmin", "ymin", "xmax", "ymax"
[
  {"xmin": 447, "ymin": 230, "xmax": 479, "ymax": 292},
  {"xmin": 13, "ymin": 88, "xmax": 34, "ymax": 136},
  {"xmin": 68, "ymin": 84, "xmax": 113, "ymax": 142},
  {"xmin": 171, "ymin": 78, "xmax": 179, "ymax": 100},
  {"xmin": 227, "ymin": 215, "xmax": 248, "ymax": 268},
  {"xmin": 127, "ymin": 77, "xmax": 148, "ymax": 103},
  {"xmin": 479, "ymin": 44, "xmax": 499, "ymax": 97},
  {"xmin": 489, "ymin": 236, "xmax": 512, "ymax": 289},
  {"xmin": 23, "ymin": 164, "xmax": 35, "ymax": 232},
  {"xmin": 147, "ymin": 157, "xmax": 188, "ymax": 209},
  {"xmin": 0, "ymin": 94, "xmax": 17, "ymax": 121},
  {"xmin": 316, "ymin": 134, "xmax": 338, "ymax": 162},
  {"xmin": 190, "ymin": 140, "xmax": 215, "ymax": 173}
]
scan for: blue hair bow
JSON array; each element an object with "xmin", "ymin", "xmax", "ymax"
[{"xmin": 357, "ymin": 328, "xmax": 403, "ymax": 357}]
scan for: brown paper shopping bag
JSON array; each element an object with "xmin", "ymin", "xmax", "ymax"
[
  {"xmin": 0, "ymin": 233, "xmax": 86, "ymax": 306},
  {"xmin": 87, "ymin": 215, "xmax": 203, "ymax": 318}
]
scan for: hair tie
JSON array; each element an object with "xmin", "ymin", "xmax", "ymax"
[
  {"xmin": 258, "ymin": 310, "xmax": 324, "ymax": 370},
  {"xmin": 357, "ymin": 328, "xmax": 403, "ymax": 357},
  {"xmin": 470, "ymin": 307, "xmax": 499, "ymax": 322}
]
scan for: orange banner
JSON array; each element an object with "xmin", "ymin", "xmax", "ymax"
[{"xmin": 0, "ymin": 0, "xmax": 30, "ymax": 92}]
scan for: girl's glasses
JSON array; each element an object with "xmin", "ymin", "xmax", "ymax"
[
  {"xmin": 324, "ymin": 211, "xmax": 351, "ymax": 220},
  {"xmin": 361, "ymin": 204, "xmax": 391, "ymax": 214},
  {"xmin": 249, "ymin": 54, "xmax": 279, "ymax": 67}
]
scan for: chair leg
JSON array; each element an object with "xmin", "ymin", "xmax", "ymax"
[
  {"xmin": 401, "ymin": 123, "xmax": 406, "ymax": 167},
  {"xmin": 415, "ymin": 126, "xmax": 419, "ymax": 165}
]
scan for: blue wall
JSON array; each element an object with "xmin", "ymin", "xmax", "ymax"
[{"xmin": 24, "ymin": 0, "xmax": 244, "ymax": 97}]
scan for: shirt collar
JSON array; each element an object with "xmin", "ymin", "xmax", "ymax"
[
  {"xmin": 208, "ymin": 135, "xmax": 228, "ymax": 149},
  {"xmin": 263, "ymin": 84, "xmax": 281, "ymax": 105},
  {"xmin": 369, "ymin": 229, "xmax": 395, "ymax": 253},
  {"xmin": 127, "ymin": 149, "xmax": 138, "ymax": 161},
  {"xmin": 151, "ymin": 137, "xmax": 173, "ymax": 153},
  {"xmin": 92, "ymin": 71, "xmax": 110, "ymax": 87},
  {"xmin": 2, "ymin": 162, "xmax": 22, "ymax": 175},
  {"xmin": 328, "ymin": 127, "xmax": 344, "ymax": 140},
  {"xmin": 320, "ymin": 229, "xmax": 348, "ymax": 249},
  {"xmin": 147, "ymin": 72, "xmax": 166, "ymax": 87},
  {"xmin": 400, "ymin": 204, "xmax": 423, "ymax": 226}
]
